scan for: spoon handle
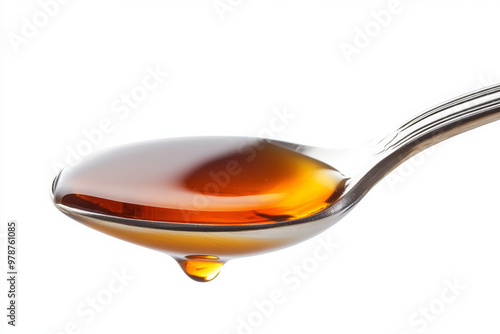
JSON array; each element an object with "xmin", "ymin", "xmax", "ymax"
[
  {"xmin": 351, "ymin": 84, "xmax": 500, "ymax": 198},
  {"xmin": 374, "ymin": 84, "xmax": 500, "ymax": 156}
]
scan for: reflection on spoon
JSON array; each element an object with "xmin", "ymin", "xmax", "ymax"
[{"xmin": 52, "ymin": 84, "xmax": 500, "ymax": 281}]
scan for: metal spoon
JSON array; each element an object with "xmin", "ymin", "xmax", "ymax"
[{"xmin": 52, "ymin": 84, "xmax": 500, "ymax": 281}]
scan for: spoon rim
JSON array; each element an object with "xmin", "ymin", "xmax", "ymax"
[{"xmin": 53, "ymin": 199, "xmax": 343, "ymax": 232}]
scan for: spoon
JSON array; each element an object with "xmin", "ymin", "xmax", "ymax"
[{"xmin": 52, "ymin": 84, "xmax": 500, "ymax": 282}]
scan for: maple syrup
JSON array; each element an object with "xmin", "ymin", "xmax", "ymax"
[{"xmin": 52, "ymin": 137, "xmax": 347, "ymax": 281}]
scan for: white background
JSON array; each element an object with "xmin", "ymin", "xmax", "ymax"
[{"xmin": 1, "ymin": 1, "xmax": 500, "ymax": 333}]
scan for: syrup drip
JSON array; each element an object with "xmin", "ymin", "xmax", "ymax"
[{"xmin": 178, "ymin": 256, "xmax": 224, "ymax": 282}]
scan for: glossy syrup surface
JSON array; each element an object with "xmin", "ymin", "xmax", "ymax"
[
  {"xmin": 52, "ymin": 137, "xmax": 347, "ymax": 281},
  {"xmin": 53, "ymin": 137, "xmax": 346, "ymax": 225}
]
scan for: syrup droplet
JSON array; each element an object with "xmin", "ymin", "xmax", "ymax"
[{"xmin": 177, "ymin": 256, "xmax": 224, "ymax": 282}]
